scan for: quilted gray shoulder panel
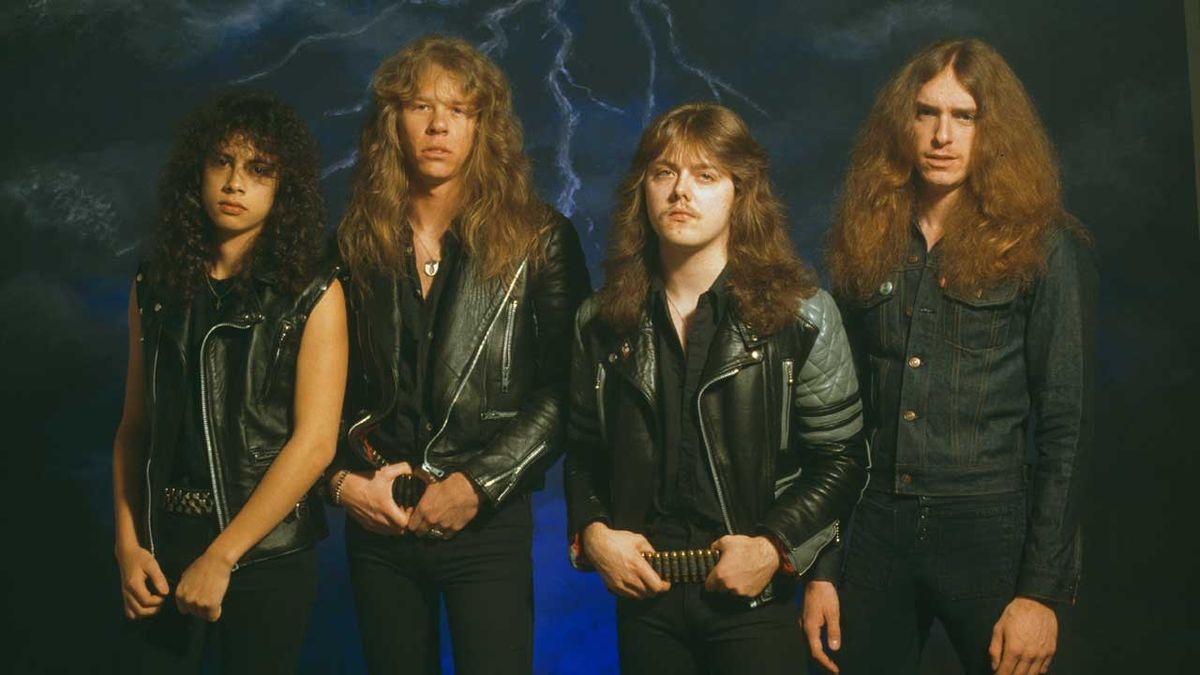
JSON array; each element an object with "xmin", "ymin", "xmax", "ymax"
[{"xmin": 794, "ymin": 289, "xmax": 859, "ymax": 410}]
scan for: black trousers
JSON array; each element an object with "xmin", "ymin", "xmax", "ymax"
[
  {"xmin": 346, "ymin": 494, "xmax": 533, "ymax": 675},
  {"xmin": 834, "ymin": 490, "xmax": 1028, "ymax": 675},
  {"xmin": 617, "ymin": 583, "xmax": 804, "ymax": 675},
  {"xmin": 117, "ymin": 544, "xmax": 318, "ymax": 675}
]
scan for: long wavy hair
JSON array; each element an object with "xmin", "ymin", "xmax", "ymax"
[
  {"xmin": 598, "ymin": 102, "xmax": 818, "ymax": 336},
  {"xmin": 826, "ymin": 38, "xmax": 1077, "ymax": 302},
  {"xmin": 338, "ymin": 35, "xmax": 549, "ymax": 292},
  {"xmin": 149, "ymin": 90, "xmax": 325, "ymax": 300}
]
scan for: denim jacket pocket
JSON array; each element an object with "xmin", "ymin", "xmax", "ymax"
[{"xmin": 941, "ymin": 281, "xmax": 1019, "ymax": 352}]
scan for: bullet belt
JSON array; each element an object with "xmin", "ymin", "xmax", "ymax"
[
  {"xmin": 642, "ymin": 549, "xmax": 722, "ymax": 584},
  {"xmin": 392, "ymin": 474, "xmax": 428, "ymax": 509},
  {"xmin": 162, "ymin": 487, "xmax": 215, "ymax": 516}
]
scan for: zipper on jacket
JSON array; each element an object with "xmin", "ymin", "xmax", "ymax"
[
  {"xmin": 199, "ymin": 321, "xmax": 255, "ymax": 538},
  {"xmin": 696, "ymin": 367, "xmax": 742, "ymax": 534},
  {"xmin": 262, "ymin": 318, "xmax": 294, "ymax": 398},
  {"xmin": 594, "ymin": 362, "xmax": 607, "ymax": 442},
  {"xmin": 144, "ymin": 326, "xmax": 162, "ymax": 555},
  {"xmin": 780, "ymin": 358, "xmax": 794, "ymax": 450},
  {"xmin": 480, "ymin": 441, "xmax": 547, "ymax": 503},
  {"xmin": 423, "ymin": 260, "xmax": 527, "ymax": 478},
  {"xmin": 500, "ymin": 299, "xmax": 517, "ymax": 392}
]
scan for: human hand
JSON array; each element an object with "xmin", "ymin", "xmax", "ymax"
[
  {"xmin": 407, "ymin": 472, "xmax": 480, "ymax": 539},
  {"xmin": 116, "ymin": 543, "xmax": 169, "ymax": 620},
  {"xmin": 989, "ymin": 597, "xmax": 1058, "ymax": 675},
  {"xmin": 802, "ymin": 580, "xmax": 842, "ymax": 673},
  {"xmin": 704, "ymin": 535, "xmax": 779, "ymax": 598},
  {"xmin": 340, "ymin": 463, "xmax": 414, "ymax": 535},
  {"xmin": 174, "ymin": 550, "xmax": 233, "ymax": 622},
  {"xmin": 581, "ymin": 521, "xmax": 670, "ymax": 599}
]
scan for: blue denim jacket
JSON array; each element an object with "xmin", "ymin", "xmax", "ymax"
[{"xmin": 817, "ymin": 222, "xmax": 1097, "ymax": 605}]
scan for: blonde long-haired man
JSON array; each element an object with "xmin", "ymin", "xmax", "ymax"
[{"xmin": 329, "ymin": 35, "xmax": 590, "ymax": 675}]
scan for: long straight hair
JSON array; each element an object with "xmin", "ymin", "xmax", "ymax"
[{"xmin": 598, "ymin": 102, "xmax": 817, "ymax": 336}]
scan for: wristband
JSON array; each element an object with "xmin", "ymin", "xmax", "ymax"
[{"xmin": 331, "ymin": 469, "xmax": 351, "ymax": 506}]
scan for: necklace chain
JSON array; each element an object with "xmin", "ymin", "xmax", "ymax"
[
  {"xmin": 411, "ymin": 228, "xmax": 442, "ymax": 277},
  {"xmin": 205, "ymin": 275, "xmax": 234, "ymax": 310}
]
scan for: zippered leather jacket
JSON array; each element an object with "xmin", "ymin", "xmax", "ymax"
[
  {"xmin": 341, "ymin": 214, "xmax": 591, "ymax": 506},
  {"xmin": 135, "ymin": 259, "xmax": 342, "ymax": 567},
  {"xmin": 564, "ymin": 288, "xmax": 870, "ymax": 578},
  {"xmin": 817, "ymin": 224, "xmax": 1097, "ymax": 603}
]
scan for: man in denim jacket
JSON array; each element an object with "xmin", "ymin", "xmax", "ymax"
[{"xmin": 808, "ymin": 39, "xmax": 1097, "ymax": 675}]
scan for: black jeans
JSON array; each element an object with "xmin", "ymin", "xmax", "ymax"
[
  {"xmin": 834, "ymin": 490, "xmax": 1027, "ymax": 674},
  {"xmin": 346, "ymin": 494, "xmax": 533, "ymax": 675},
  {"xmin": 617, "ymin": 583, "xmax": 804, "ymax": 675},
  {"xmin": 117, "ymin": 537, "xmax": 318, "ymax": 675}
]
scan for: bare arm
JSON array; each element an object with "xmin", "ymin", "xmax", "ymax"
[
  {"xmin": 175, "ymin": 280, "xmax": 348, "ymax": 621},
  {"xmin": 112, "ymin": 281, "xmax": 169, "ymax": 619}
]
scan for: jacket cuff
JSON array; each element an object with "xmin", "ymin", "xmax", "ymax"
[
  {"xmin": 1015, "ymin": 564, "xmax": 1078, "ymax": 606},
  {"xmin": 808, "ymin": 541, "xmax": 844, "ymax": 583},
  {"xmin": 759, "ymin": 519, "xmax": 841, "ymax": 578}
]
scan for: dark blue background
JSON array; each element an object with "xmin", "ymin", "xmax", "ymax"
[{"xmin": 1, "ymin": 1, "xmax": 1196, "ymax": 673}]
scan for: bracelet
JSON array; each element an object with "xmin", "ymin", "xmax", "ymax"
[{"xmin": 331, "ymin": 469, "xmax": 351, "ymax": 506}]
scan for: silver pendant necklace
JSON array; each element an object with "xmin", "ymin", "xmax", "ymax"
[{"xmin": 412, "ymin": 229, "xmax": 441, "ymax": 278}]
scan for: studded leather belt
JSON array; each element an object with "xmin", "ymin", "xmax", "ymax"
[
  {"xmin": 642, "ymin": 549, "xmax": 722, "ymax": 583},
  {"xmin": 162, "ymin": 487, "xmax": 215, "ymax": 516}
]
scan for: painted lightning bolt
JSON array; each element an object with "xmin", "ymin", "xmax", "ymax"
[{"xmin": 637, "ymin": 0, "xmax": 768, "ymax": 118}]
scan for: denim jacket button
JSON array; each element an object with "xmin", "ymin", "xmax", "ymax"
[
  {"xmin": 879, "ymin": 281, "xmax": 894, "ymax": 296},
  {"xmin": 902, "ymin": 409, "xmax": 918, "ymax": 422},
  {"xmin": 908, "ymin": 356, "xmax": 923, "ymax": 368}
]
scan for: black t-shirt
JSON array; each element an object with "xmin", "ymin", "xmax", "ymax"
[{"xmin": 171, "ymin": 276, "xmax": 236, "ymax": 490}]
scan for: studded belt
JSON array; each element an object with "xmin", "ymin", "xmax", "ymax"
[
  {"xmin": 642, "ymin": 549, "xmax": 722, "ymax": 584},
  {"xmin": 162, "ymin": 487, "xmax": 215, "ymax": 516}
]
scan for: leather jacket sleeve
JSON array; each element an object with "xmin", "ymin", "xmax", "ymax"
[
  {"xmin": 562, "ymin": 298, "xmax": 610, "ymax": 569},
  {"xmin": 459, "ymin": 215, "xmax": 592, "ymax": 507},
  {"xmin": 1016, "ymin": 226, "xmax": 1097, "ymax": 604},
  {"xmin": 759, "ymin": 290, "xmax": 870, "ymax": 575}
]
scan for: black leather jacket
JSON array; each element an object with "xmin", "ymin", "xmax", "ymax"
[
  {"xmin": 822, "ymin": 224, "xmax": 1097, "ymax": 603},
  {"xmin": 135, "ymin": 259, "xmax": 341, "ymax": 567},
  {"xmin": 341, "ymin": 215, "xmax": 591, "ymax": 507},
  {"xmin": 565, "ymin": 288, "xmax": 870, "ymax": 579}
]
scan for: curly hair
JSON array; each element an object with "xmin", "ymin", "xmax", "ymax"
[
  {"xmin": 338, "ymin": 34, "xmax": 550, "ymax": 293},
  {"xmin": 597, "ymin": 102, "xmax": 818, "ymax": 337},
  {"xmin": 826, "ymin": 38, "xmax": 1080, "ymax": 302},
  {"xmin": 149, "ymin": 90, "xmax": 325, "ymax": 300}
]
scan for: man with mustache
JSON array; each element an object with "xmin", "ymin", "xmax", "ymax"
[
  {"xmin": 807, "ymin": 39, "xmax": 1097, "ymax": 675},
  {"xmin": 565, "ymin": 102, "xmax": 869, "ymax": 674}
]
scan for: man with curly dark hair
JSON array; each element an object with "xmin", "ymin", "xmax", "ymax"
[
  {"xmin": 806, "ymin": 39, "xmax": 1097, "ymax": 675},
  {"xmin": 112, "ymin": 91, "xmax": 347, "ymax": 674}
]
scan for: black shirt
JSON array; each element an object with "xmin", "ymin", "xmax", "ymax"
[
  {"xmin": 368, "ymin": 235, "xmax": 459, "ymax": 465},
  {"xmin": 172, "ymin": 276, "xmax": 235, "ymax": 490},
  {"xmin": 644, "ymin": 270, "xmax": 730, "ymax": 549}
]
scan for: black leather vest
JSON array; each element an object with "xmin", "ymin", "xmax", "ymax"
[{"xmin": 135, "ymin": 258, "xmax": 341, "ymax": 567}]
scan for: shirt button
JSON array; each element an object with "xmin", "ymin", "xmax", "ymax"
[
  {"xmin": 424, "ymin": 422, "xmax": 433, "ymax": 432},
  {"xmin": 908, "ymin": 356, "xmax": 923, "ymax": 368},
  {"xmin": 902, "ymin": 410, "xmax": 918, "ymax": 422},
  {"xmin": 900, "ymin": 474, "xmax": 913, "ymax": 485},
  {"xmin": 426, "ymin": 330, "xmax": 434, "ymax": 339}
]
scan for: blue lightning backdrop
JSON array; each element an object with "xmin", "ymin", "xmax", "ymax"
[{"xmin": 1, "ymin": 1, "xmax": 1197, "ymax": 673}]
